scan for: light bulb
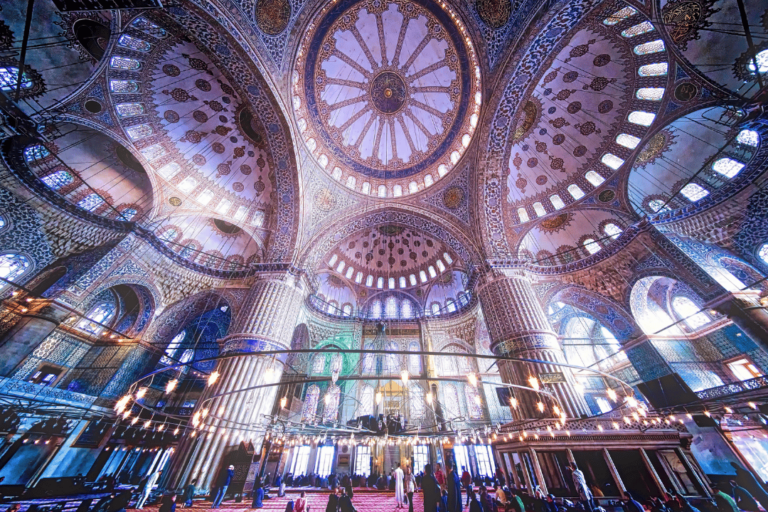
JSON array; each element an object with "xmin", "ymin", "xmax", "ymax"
[
  {"xmin": 401, "ymin": 370, "xmax": 409, "ymax": 384},
  {"xmin": 136, "ymin": 387, "xmax": 147, "ymax": 399},
  {"xmin": 144, "ymin": 420, "xmax": 151, "ymax": 429},
  {"xmin": 166, "ymin": 379, "xmax": 178, "ymax": 394},
  {"xmin": 528, "ymin": 376, "xmax": 539, "ymax": 391},
  {"xmin": 467, "ymin": 373, "xmax": 478, "ymax": 387},
  {"xmin": 208, "ymin": 371, "xmax": 220, "ymax": 386},
  {"xmin": 510, "ymin": 397, "xmax": 518, "ymax": 409},
  {"xmin": 536, "ymin": 402, "xmax": 545, "ymax": 413},
  {"xmin": 626, "ymin": 396, "xmax": 637, "ymax": 408},
  {"xmin": 131, "ymin": 417, "xmax": 139, "ymax": 425},
  {"xmin": 553, "ymin": 405, "xmax": 560, "ymax": 417},
  {"xmin": 426, "ymin": 392, "xmax": 433, "ymax": 404},
  {"xmin": 607, "ymin": 389, "xmax": 617, "ymax": 402},
  {"xmin": 280, "ymin": 396, "xmax": 288, "ymax": 408},
  {"xmin": 375, "ymin": 391, "xmax": 382, "ymax": 404}
]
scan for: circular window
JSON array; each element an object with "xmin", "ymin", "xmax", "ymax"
[
  {"xmin": 758, "ymin": 243, "xmax": 768, "ymax": 266},
  {"xmin": 84, "ymin": 99, "xmax": 103, "ymax": 114}
]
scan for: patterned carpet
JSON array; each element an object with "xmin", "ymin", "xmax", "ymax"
[{"xmin": 132, "ymin": 490, "xmax": 428, "ymax": 512}]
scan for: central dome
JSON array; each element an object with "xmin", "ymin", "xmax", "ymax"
[{"xmin": 293, "ymin": 0, "xmax": 481, "ymax": 194}]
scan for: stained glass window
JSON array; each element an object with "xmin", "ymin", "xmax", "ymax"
[
  {"xmin": 119, "ymin": 208, "xmax": 138, "ymax": 221},
  {"xmin": 330, "ymin": 353, "xmax": 343, "ymax": 375},
  {"xmin": 409, "ymin": 274, "xmax": 417, "ymax": 286},
  {"xmin": 342, "ymin": 304, "xmax": 352, "ymax": 316},
  {"xmin": 424, "ymin": 174, "xmax": 434, "ymax": 187},
  {"xmin": 117, "ymin": 103, "xmax": 145, "ymax": 117},
  {"xmin": 712, "ymin": 157, "xmax": 744, "ymax": 178},
  {"xmin": 621, "ymin": 21, "xmax": 654, "ymax": 38},
  {"xmin": 401, "ymin": 300, "xmax": 413, "ymax": 319},
  {"xmin": 585, "ymin": 171, "xmax": 605, "ymax": 186},
  {"xmin": 616, "ymin": 133, "xmax": 641, "ymax": 149},
  {"xmin": 431, "ymin": 303, "xmax": 441, "ymax": 316},
  {"xmin": 323, "ymin": 384, "xmax": 341, "ymax": 422},
  {"xmin": 446, "ymin": 299, "xmax": 457, "ymax": 313},
  {"xmin": 602, "ymin": 153, "xmax": 625, "ymax": 170},
  {"xmin": 550, "ymin": 194, "xmax": 565, "ymax": 209},
  {"xmin": 110, "ymin": 80, "xmax": 139, "ymax": 93},
  {"xmin": 370, "ymin": 300, "xmax": 382, "ymax": 319},
  {"xmin": 386, "ymin": 341, "xmax": 400, "ymax": 374},
  {"xmin": 126, "ymin": 124, "xmax": 153, "ymax": 141},
  {"xmin": 680, "ymin": 183, "xmax": 709, "ymax": 202},
  {"xmin": 24, "ymin": 145, "xmax": 50, "ymax": 163},
  {"xmin": 420, "ymin": 271, "xmax": 428, "ymax": 283},
  {"xmin": 399, "ymin": 276, "xmax": 407, "ymax": 288},
  {"xmin": 161, "ymin": 330, "xmax": 186, "ymax": 365},
  {"xmin": 629, "ymin": 111, "xmax": 656, "ymax": 126},
  {"xmin": 603, "ymin": 6, "xmax": 637, "ymax": 25},
  {"xmin": 362, "ymin": 344, "xmax": 375, "ymax": 374},
  {"xmin": 746, "ymin": 49, "xmax": 768, "ymax": 74},
  {"xmin": 77, "ymin": 299, "xmax": 117, "ymax": 334},
  {"xmin": 377, "ymin": 277, "xmax": 384, "ymax": 289},
  {"xmin": 436, "ymin": 260, "xmax": 446, "ymax": 273},
  {"xmin": 118, "ymin": 34, "xmax": 151, "ymax": 52},
  {"xmin": 759, "ymin": 243, "xmax": 768, "ymax": 265},
  {"xmin": 302, "ymin": 385, "xmax": 320, "ymax": 422},
  {"xmin": 604, "ymin": 222, "xmax": 623, "ymax": 239},
  {"xmin": 160, "ymin": 227, "xmax": 179, "ymax": 242},
  {"xmin": 316, "ymin": 446, "xmax": 335, "ymax": 477},
  {"xmin": 77, "ymin": 193, "xmax": 105, "ymax": 212},
  {"xmin": 0, "ymin": 215, "xmax": 5, "ymax": 231},
  {"xmin": 409, "ymin": 341, "xmax": 421, "ymax": 374},
  {"xmin": 41, "ymin": 170, "xmax": 73, "ymax": 190},
  {"xmin": 178, "ymin": 177, "xmax": 198, "ymax": 193},
  {"xmin": 0, "ymin": 253, "xmax": 31, "ymax": 290},
  {"xmin": 179, "ymin": 244, "xmax": 195, "ymax": 258},
  {"xmin": 443, "ymin": 253, "xmax": 453, "ymax": 264},
  {"xmin": 638, "ymin": 62, "xmax": 668, "ymax": 77},
  {"xmin": 737, "ymin": 129, "xmax": 759, "ymax": 147},
  {"xmin": 634, "ymin": 40, "xmax": 665, "ymax": 55},
  {"xmin": 140, "ymin": 144, "xmax": 166, "ymax": 161},
  {"xmin": 110, "ymin": 56, "xmax": 141, "ymax": 70},
  {"xmin": 517, "ymin": 207, "xmax": 529, "ymax": 222},
  {"xmin": 672, "ymin": 296, "xmax": 710, "ymax": 329},
  {"xmin": 636, "ymin": 87, "xmax": 664, "ymax": 101},
  {"xmin": 583, "ymin": 238, "xmax": 600, "ymax": 254},
  {"xmin": 158, "ymin": 162, "xmax": 180, "ymax": 179},
  {"xmin": 385, "ymin": 296, "xmax": 398, "ymax": 318},
  {"xmin": 533, "ymin": 202, "xmax": 546, "ymax": 217},
  {"xmin": 568, "ymin": 184, "xmax": 584, "ymax": 200},
  {"xmin": 366, "ymin": 275, "xmax": 374, "ymax": 287},
  {"xmin": 0, "ymin": 67, "xmax": 33, "ymax": 91},
  {"xmin": 428, "ymin": 266, "xmax": 437, "ymax": 278},
  {"xmin": 131, "ymin": 17, "xmax": 168, "ymax": 38}
]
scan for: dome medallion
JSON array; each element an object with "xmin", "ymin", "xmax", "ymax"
[{"xmin": 293, "ymin": 0, "xmax": 481, "ymax": 195}]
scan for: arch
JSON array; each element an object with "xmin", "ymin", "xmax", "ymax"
[
  {"xmin": 73, "ymin": 19, "xmax": 111, "ymax": 62},
  {"xmin": 143, "ymin": 290, "xmax": 231, "ymax": 346},
  {"xmin": 0, "ymin": 252, "xmax": 33, "ymax": 293}
]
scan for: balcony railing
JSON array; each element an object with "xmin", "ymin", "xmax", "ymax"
[{"xmin": 695, "ymin": 375, "xmax": 768, "ymax": 401}]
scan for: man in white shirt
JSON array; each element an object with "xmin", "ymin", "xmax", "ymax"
[{"xmin": 394, "ymin": 463, "xmax": 405, "ymax": 509}]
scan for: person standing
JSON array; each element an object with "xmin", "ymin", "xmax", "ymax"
[
  {"xmin": 326, "ymin": 489, "xmax": 339, "ymax": 512},
  {"xmin": 212, "ymin": 465, "xmax": 234, "ymax": 508},
  {"xmin": 395, "ymin": 463, "xmax": 405, "ymax": 509},
  {"xmin": 405, "ymin": 467, "xmax": 416, "ymax": 512},
  {"xmin": 462, "ymin": 467, "xmax": 472, "ymax": 507},
  {"xmin": 447, "ymin": 464, "xmax": 462, "ymax": 512},
  {"xmin": 569, "ymin": 462, "xmax": 592, "ymax": 512},
  {"xmin": 136, "ymin": 469, "xmax": 163, "ymax": 509},
  {"xmin": 423, "ymin": 464, "xmax": 441, "ymax": 512},
  {"xmin": 339, "ymin": 488, "xmax": 356, "ymax": 512},
  {"xmin": 731, "ymin": 479, "xmax": 760, "ymax": 511},
  {"xmin": 435, "ymin": 464, "xmax": 446, "ymax": 487},
  {"xmin": 183, "ymin": 479, "xmax": 197, "ymax": 508}
]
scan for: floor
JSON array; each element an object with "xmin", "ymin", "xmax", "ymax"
[{"xmin": 133, "ymin": 490, "xmax": 426, "ymax": 512}]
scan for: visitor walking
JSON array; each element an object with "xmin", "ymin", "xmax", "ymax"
[
  {"xmin": 212, "ymin": 465, "xmax": 234, "ymax": 508},
  {"xmin": 405, "ymin": 467, "xmax": 416, "ymax": 512}
]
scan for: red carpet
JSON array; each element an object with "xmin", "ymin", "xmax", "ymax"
[{"xmin": 132, "ymin": 490, "xmax": 428, "ymax": 512}]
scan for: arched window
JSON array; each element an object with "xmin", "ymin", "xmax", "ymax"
[
  {"xmin": 431, "ymin": 302, "xmax": 441, "ymax": 316},
  {"xmin": 533, "ymin": 202, "xmax": 546, "ymax": 217},
  {"xmin": 24, "ymin": 145, "xmax": 50, "ymax": 163},
  {"xmin": 302, "ymin": 385, "xmax": 320, "ymax": 422},
  {"xmin": 342, "ymin": 304, "xmax": 352, "ymax": 317},
  {"xmin": 428, "ymin": 266, "xmax": 437, "ymax": 278},
  {"xmin": 77, "ymin": 299, "xmax": 117, "ymax": 335},
  {"xmin": 759, "ymin": 243, "xmax": 768, "ymax": 265},
  {"xmin": 465, "ymin": 386, "xmax": 483, "ymax": 419},
  {"xmin": 160, "ymin": 330, "xmax": 186, "ymax": 365},
  {"xmin": 446, "ymin": 298, "xmax": 457, "ymax": 313},
  {"xmin": 517, "ymin": 208, "xmax": 529, "ymax": 222},
  {"xmin": 648, "ymin": 199, "xmax": 668, "ymax": 213},
  {"xmin": 737, "ymin": 129, "xmax": 759, "ymax": 147},
  {"xmin": 568, "ymin": 184, "xmax": 584, "ymax": 200},
  {"xmin": 41, "ymin": 170, "xmax": 73, "ymax": 190},
  {"xmin": 377, "ymin": 277, "xmax": 384, "ymax": 289},
  {"xmin": 583, "ymin": 238, "xmax": 600, "ymax": 255},
  {"xmin": 409, "ymin": 341, "xmax": 421, "ymax": 374},
  {"xmin": 712, "ymin": 158, "xmax": 744, "ymax": 178},
  {"xmin": 77, "ymin": 193, "xmax": 105, "ymax": 212},
  {"xmin": 401, "ymin": 300, "xmax": 413, "ymax": 319},
  {"xmin": 409, "ymin": 383, "xmax": 425, "ymax": 418},
  {"xmin": 419, "ymin": 270, "xmax": 428, "ymax": 283},
  {"xmin": 0, "ymin": 67, "xmax": 34, "ymax": 91},
  {"xmin": 358, "ymin": 384, "xmax": 374, "ymax": 416},
  {"xmin": 747, "ymin": 49, "xmax": 768, "ymax": 74},
  {"xmin": 370, "ymin": 300, "xmax": 382, "ymax": 319},
  {"xmin": 323, "ymin": 384, "xmax": 341, "ymax": 422},
  {"xmin": 362, "ymin": 343, "xmax": 375, "ymax": 374},
  {"xmin": 330, "ymin": 353, "xmax": 343, "ymax": 375},
  {"xmin": 179, "ymin": 244, "xmax": 195, "ymax": 259},
  {"xmin": 672, "ymin": 296, "xmax": 710, "ymax": 329},
  {"xmin": 409, "ymin": 274, "xmax": 417, "ymax": 286},
  {"xmin": 327, "ymin": 300, "xmax": 339, "ymax": 315},
  {"xmin": 386, "ymin": 341, "xmax": 400, "ymax": 374},
  {"xmin": 680, "ymin": 183, "xmax": 709, "ymax": 202},
  {"xmin": 603, "ymin": 223, "xmax": 622, "ymax": 239},
  {"xmin": 443, "ymin": 384, "xmax": 460, "ymax": 419},
  {"xmin": 436, "ymin": 260, "xmax": 446, "ymax": 273},
  {"xmin": 585, "ymin": 171, "xmax": 604, "ymax": 186},
  {"xmin": 399, "ymin": 276, "xmax": 407, "ymax": 288},
  {"xmin": 550, "ymin": 194, "xmax": 565, "ymax": 210},
  {"xmin": 0, "ymin": 253, "xmax": 31, "ymax": 290},
  {"xmin": 443, "ymin": 253, "xmax": 453, "ymax": 264}
]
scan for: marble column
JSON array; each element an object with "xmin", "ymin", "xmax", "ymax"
[
  {"xmin": 168, "ymin": 272, "xmax": 306, "ymax": 492},
  {"xmin": 477, "ymin": 265, "xmax": 589, "ymax": 420}
]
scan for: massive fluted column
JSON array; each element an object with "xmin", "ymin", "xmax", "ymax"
[
  {"xmin": 477, "ymin": 264, "xmax": 589, "ymax": 420},
  {"xmin": 168, "ymin": 271, "xmax": 306, "ymax": 492}
]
